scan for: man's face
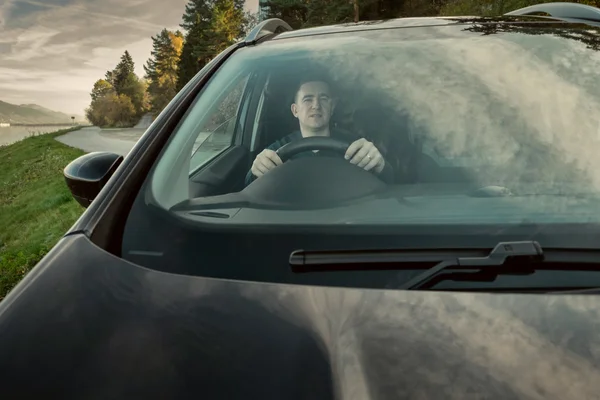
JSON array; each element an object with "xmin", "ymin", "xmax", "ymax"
[{"xmin": 291, "ymin": 81, "xmax": 335, "ymax": 131}]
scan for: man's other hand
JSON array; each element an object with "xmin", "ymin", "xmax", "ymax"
[
  {"xmin": 251, "ymin": 149, "xmax": 283, "ymax": 178},
  {"xmin": 345, "ymin": 138, "xmax": 385, "ymax": 173}
]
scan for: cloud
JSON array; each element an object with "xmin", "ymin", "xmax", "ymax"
[
  {"xmin": 0, "ymin": 0, "xmax": 192, "ymax": 115},
  {"xmin": 0, "ymin": 0, "xmax": 15, "ymax": 29},
  {"xmin": 20, "ymin": 0, "xmax": 173, "ymax": 31}
]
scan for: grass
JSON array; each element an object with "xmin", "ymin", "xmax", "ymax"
[{"xmin": 0, "ymin": 128, "xmax": 85, "ymax": 300}]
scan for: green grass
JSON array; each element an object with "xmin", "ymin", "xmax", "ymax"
[{"xmin": 0, "ymin": 128, "xmax": 85, "ymax": 300}]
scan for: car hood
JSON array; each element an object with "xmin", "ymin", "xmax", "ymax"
[{"xmin": 2, "ymin": 234, "xmax": 600, "ymax": 399}]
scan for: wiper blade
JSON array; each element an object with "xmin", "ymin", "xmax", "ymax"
[
  {"xmin": 289, "ymin": 242, "xmax": 542, "ymax": 272},
  {"xmin": 290, "ymin": 242, "xmax": 600, "ymax": 291},
  {"xmin": 399, "ymin": 241, "xmax": 543, "ymax": 290},
  {"xmin": 290, "ymin": 241, "xmax": 545, "ymax": 289},
  {"xmin": 289, "ymin": 248, "xmax": 488, "ymax": 273}
]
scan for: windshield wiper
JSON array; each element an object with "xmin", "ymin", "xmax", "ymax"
[
  {"xmin": 398, "ymin": 241, "xmax": 543, "ymax": 290},
  {"xmin": 289, "ymin": 241, "xmax": 600, "ymax": 291},
  {"xmin": 290, "ymin": 241, "xmax": 549, "ymax": 290}
]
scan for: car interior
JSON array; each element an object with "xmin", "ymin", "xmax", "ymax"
[
  {"xmin": 184, "ymin": 69, "xmax": 518, "ymax": 216},
  {"xmin": 185, "ymin": 69, "xmax": 425, "ymax": 199}
]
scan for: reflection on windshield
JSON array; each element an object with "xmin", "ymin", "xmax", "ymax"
[
  {"xmin": 155, "ymin": 22, "xmax": 600, "ymax": 226},
  {"xmin": 289, "ymin": 24, "xmax": 600, "ymax": 191}
]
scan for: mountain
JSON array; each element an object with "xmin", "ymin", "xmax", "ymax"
[{"xmin": 0, "ymin": 100, "xmax": 85, "ymax": 124}]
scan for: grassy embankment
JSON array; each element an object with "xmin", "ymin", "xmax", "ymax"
[{"xmin": 0, "ymin": 128, "xmax": 85, "ymax": 300}]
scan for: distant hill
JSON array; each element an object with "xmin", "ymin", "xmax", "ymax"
[{"xmin": 0, "ymin": 100, "xmax": 85, "ymax": 124}]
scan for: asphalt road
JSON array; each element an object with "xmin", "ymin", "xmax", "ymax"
[{"xmin": 56, "ymin": 126, "xmax": 146, "ymax": 156}]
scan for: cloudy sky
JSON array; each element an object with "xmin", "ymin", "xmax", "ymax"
[{"xmin": 0, "ymin": 0, "xmax": 259, "ymax": 116}]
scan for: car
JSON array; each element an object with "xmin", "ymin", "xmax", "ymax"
[{"xmin": 4, "ymin": 2, "xmax": 600, "ymax": 398}]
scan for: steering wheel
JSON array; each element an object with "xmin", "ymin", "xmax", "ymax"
[
  {"xmin": 175, "ymin": 136, "xmax": 388, "ymax": 211},
  {"xmin": 276, "ymin": 137, "xmax": 350, "ymax": 162}
]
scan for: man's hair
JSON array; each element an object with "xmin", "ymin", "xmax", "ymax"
[{"xmin": 292, "ymin": 72, "xmax": 336, "ymax": 103}]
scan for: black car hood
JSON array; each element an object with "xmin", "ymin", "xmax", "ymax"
[{"xmin": 1, "ymin": 234, "xmax": 600, "ymax": 399}]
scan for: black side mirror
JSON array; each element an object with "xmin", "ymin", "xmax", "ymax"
[{"xmin": 63, "ymin": 152, "xmax": 123, "ymax": 208}]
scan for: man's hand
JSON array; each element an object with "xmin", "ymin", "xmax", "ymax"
[
  {"xmin": 251, "ymin": 149, "xmax": 283, "ymax": 178},
  {"xmin": 345, "ymin": 138, "xmax": 385, "ymax": 173}
]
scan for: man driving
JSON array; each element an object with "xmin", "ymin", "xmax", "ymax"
[{"xmin": 244, "ymin": 76, "xmax": 394, "ymax": 186}]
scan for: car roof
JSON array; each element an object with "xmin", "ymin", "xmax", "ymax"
[
  {"xmin": 272, "ymin": 16, "xmax": 549, "ymax": 40},
  {"xmin": 246, "ymin": 2, "xmax": 600, "ymax": 44}
]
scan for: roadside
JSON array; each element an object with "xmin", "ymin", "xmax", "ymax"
[
  {"xmin": 1, "ymin": 124, "xmax": 149, "ymax": 300},
  {"xmin": 55, "ymin": 126, "xmax": 145, "ymax": 155},
  {"xmin": 0, "ymin": 124, "xmax": 77, "ymax": 147},
  {"xmin": 0, "ymin": 127, "xmax": 85, "ymax": 300}
]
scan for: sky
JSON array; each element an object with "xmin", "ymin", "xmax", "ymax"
[{"xmin": 0, "ymin": 0, "xmax": 259, "ymax": 116}]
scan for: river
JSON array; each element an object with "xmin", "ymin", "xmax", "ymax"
[{"xmin": 0, "ymin": 125, "xmax": 76, "ymax": 146}]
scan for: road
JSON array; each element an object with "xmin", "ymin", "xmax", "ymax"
[{"xmin": 56, "ymin": 126, "xmax": 146, "ymax": 156}]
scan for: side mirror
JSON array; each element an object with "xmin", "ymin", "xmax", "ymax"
[{"xmin": 63, "ymin": 152, "xmax": 123, "ymax": 208}]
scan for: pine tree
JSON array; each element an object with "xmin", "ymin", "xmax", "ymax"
[
  {"xmin": 144, "ymin": 29, "xmax": 185, "ymax": 115},
  {"xmin": 177, "ymin": 0, "xmax": 214, "ymax": 89},
  {"xmin": 261, "ymin": 0, "xmax": 405, "ymax": 27},
  {"xmin": 119, "ymin": 72, "xmax": 146, "ymax": 116},
  {"xmin": 177, "ymin": 23, "xmax": 204, "ymax": 90},
  {"xmin": 176, "ymin": 0, "xmax": 247, "ymax": 89},
  {"xmin": 113, "ymin": 50, "xmax": 136, "ymax": 95},
  {"xmin": 211, "ymin": 0, "xmax": 246, "ymax": 49},
  {"xmin": 104, "ymin": 70, "xmax": 115, "ymax": 86},
  {"xmin": 261, "ymin": 0, "xmax": 310, "ymax": 28}
]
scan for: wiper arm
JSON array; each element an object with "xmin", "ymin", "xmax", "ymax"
[
  {"xmin": 290, "ymin": 242, "xmax": 600, "ymax": 291},
  {"xmin": 399, "ymin": 241, "xmax": 543, "ymax": 290},
  {"xmin": 290, "ymin": 241, "xmax": 545, "ymax": 289}
]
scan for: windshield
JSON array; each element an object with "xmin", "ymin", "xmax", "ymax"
[{"xmin": 148, "ymin": 21, "xmax": 600, "ymax": 227}]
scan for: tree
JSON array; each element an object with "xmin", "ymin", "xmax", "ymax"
[
  {"xmin": 261, "ymin": 0, "xmax": 425, "ymax": 27},
  {"xmin": 211, "ymin": 0, "xmax": 246, "ymax": 51},
  {"xmin": 85, "ymin": 93, "xmax": 137, "ymax": 128},
  {"xmin": 438, "ymin": 0, "xmax": 564, "ymax": 16},
  {"xmin": 109, "ymin": 94, "xmax": 138, "ymax": 127},
  {"xmin": 104, "ymin": 70, "xmax": 115, "ymax": 86},
  {"xmin": 144, "ymin": 29, "xmax": 184, "ymax": 115},
  {"xmin": 262, "ymin": 0, "xmax": 310, "ymax": 28},
  {"xmin": 177, "ymin": 0, "xmax": 216, "ymax": 89},
  {"xmin": 176, "ymin": 35, "xmax": 200, "ymax": 91},
  {"xmin": 90, "ymin": 79, "xmax": 114, "ymax": 102},
  {"xmin": 242, "ymin": 11, "xmax": 259, "ymax": 36},
  {"xmin": 261, "ymin": 0, "xmax": 362, "ymax": 28},
  {"xmin": 176, "ymin": 0, "xmax": 248, "ymax": 89},
  {"xmin": 86, "ymin": 52, "xmax": 145, "ymax": 127},
  {"xmin": 112, "ymin": 50, "xmax": 136, "ymax": 95},
  {"xmin": 119, "ymin": 72, "xmax": 147, "ymax": 116}
]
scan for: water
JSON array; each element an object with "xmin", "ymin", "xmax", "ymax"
[{"xmin": 0, "ymin": 125, "xmax": 75, "ymax": 146}]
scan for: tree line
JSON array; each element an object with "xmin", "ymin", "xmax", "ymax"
[
  {"xmin": 86, "ymin": 0, "xmax": 249, "ymax": 127},
  {"xmin": 86, "ymin": 0, "xmax": 600, "ymax": 127}
]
